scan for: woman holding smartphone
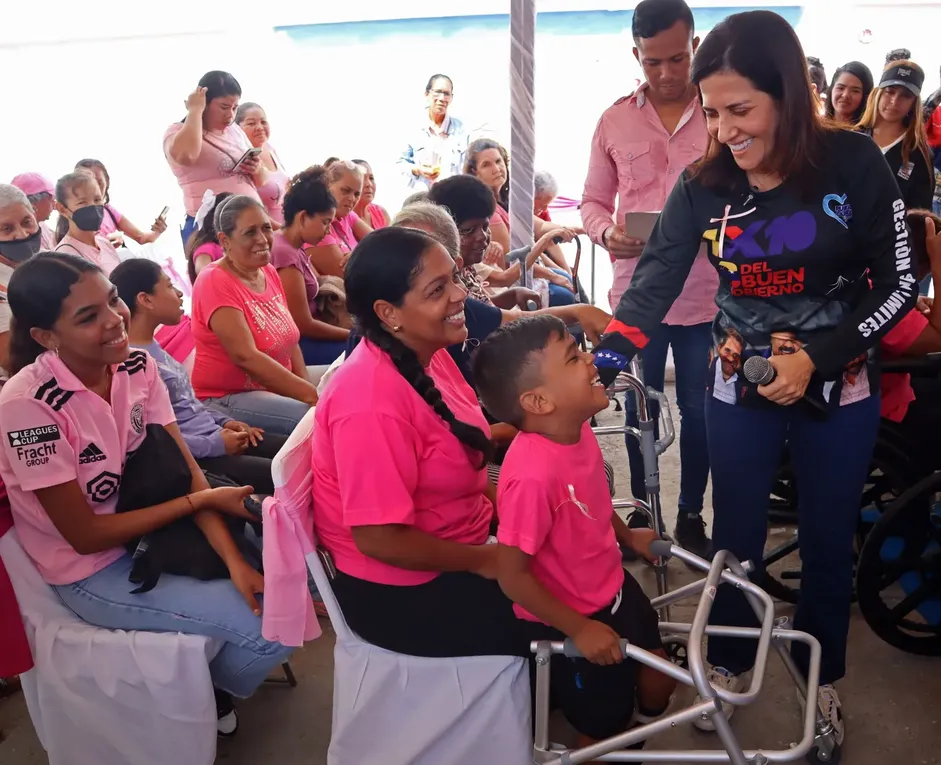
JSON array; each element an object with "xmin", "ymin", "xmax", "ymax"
[
  {"xmin": 164, "ymin": 71, "xmax": 266, "ymax": 246},
  {"xmin": 594, "ymin": 11, "xmax": 916, "ymax": 756}
]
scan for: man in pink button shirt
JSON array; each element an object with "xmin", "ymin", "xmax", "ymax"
[{"xmin": 581, "ymin": 0, "xmax": 716, "ymax": 557}]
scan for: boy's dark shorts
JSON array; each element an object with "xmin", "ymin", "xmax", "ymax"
[{"xmin": 526, "ymin": 572, "xmax": 662, "ymax": 741}]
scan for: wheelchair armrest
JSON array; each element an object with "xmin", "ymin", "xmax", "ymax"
[{"xmin": 882, "ymin": 352, "xmax": 941, "ymax": 377}]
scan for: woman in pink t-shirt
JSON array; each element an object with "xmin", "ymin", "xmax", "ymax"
[
  {"xmin": 235, "ymin": 103, "xmax": 290, "ymax": 227},
  {"xmin": 311, "ymin": 226, "xmax": 526, "ymax": 658},
  {"xmin": 0, "ymin": 252, "xmax": 293, "ymax": 719},
  {"xmin": 73, "ymin": 159, "xmax": 168, "ymax": 248},
  {"xmin": 52, "ymin": 173, "xmax": 123, "ymax": 277},
  {"xmin": 308, "ymin": 160, "xmax": 372, "ymax": 277},
  {"xmin": 191, "ymin": 195, "xmax": 317, "ymax": 436},
  {"xmin": 275, "ymin": 169, "xmax": 349, "ymax": 365},
  {"xmin": 351, "ymin": 159, "xmax": 391, "ymax": 231},
  {"xmin": 163, "ymin": 71, "xmax": 265, "ymax": 246}
]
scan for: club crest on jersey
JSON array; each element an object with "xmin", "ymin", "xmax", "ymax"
[
  {"xmin": 130, "ymin": 403, "xmax": 144, "ymax": 435},
  {"xmin": 823, "ymin": 193, "xmax": 853, "ymax": 229}
]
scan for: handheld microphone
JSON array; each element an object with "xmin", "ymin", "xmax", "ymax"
[{"xmin": 742, "ymin": 355, "xmax": 829, "ymax": 416}]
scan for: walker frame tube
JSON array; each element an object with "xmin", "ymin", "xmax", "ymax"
[{"xmin": 531, "ymin": 543, "xmax": 822, "ymax": 765}]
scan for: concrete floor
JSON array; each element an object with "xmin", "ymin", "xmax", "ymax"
[{"xmin": 1, "ymin": 384, "xmax": 940, "ymax": 764}]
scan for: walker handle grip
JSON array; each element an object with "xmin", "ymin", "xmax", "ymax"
[
  {"xmin": 649, "ymin": 539, "xmax": 674, "ymax": 560},
  {"xmin": 561, "ymin": 638, "xmax": 630, "ymax": 659}
]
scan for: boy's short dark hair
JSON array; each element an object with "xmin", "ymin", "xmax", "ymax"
[
  {"xmin": 631, "ymin": 0, "xmax": 695, "ymax": 41},
  {"xmin": 472, "ymin": 315, "xmax": 568, "ymax": 428},
  {"xmin": 906, "ymin": 208, "xmax": 939, "ymax": 276}
]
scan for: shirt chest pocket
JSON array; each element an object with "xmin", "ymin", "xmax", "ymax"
[{"xmin": 613, "ymin": 142, "xmax": 656, "ymax": 190}]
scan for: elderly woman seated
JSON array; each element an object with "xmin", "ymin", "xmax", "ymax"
[
  {"xmin": 426, "ymin": 176, "xmax": 575, "ymax": 310},
  {"xmin": 190, "ymin": 194, "xmax": 317, "ymax": 436}
]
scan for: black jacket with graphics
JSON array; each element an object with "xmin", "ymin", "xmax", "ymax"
[{"xmin": 595, "ymin": 129, "xmax": 917, "ymax": 409}]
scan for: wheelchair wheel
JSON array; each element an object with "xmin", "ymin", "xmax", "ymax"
[
  {"xmin": 762, "ymin": 436, "xmax": 915, "ymax": 605},
  {"xmin": 855, "ymin": 471, "xmax": 941, "ymax": 656},
  {"xmin": 662, "ymin": 634, "xmax": 689, "ymax": 669}
]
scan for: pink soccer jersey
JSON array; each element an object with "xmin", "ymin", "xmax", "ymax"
[
  {"xmin": 497, "ymin": 422, "xmax": 624, "ymax": 621},
  {"xmin": 0, "ymin": 350, "xmax": 176, "ymax": 584}
]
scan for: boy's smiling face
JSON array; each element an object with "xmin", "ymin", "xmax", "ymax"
[{"xmin": 521, "ymin": 332, "xmax": 610, "ymax": 422}]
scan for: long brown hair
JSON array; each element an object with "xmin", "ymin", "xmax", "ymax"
[
  {"xmin": 689, "ymin": 10, "xmax": 837, "ymax": 194},
  {"xmin": 464, "ymin": 138, "xmax": 510, "ymax": 211},
  {"xmin": 856, "ymin": 61, "xmax": 932, "ymax": 172}
]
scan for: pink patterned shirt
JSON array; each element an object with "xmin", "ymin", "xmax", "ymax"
[{"xmin": 581, "ymin": 83, "xmax": 718, "ymax": 325}]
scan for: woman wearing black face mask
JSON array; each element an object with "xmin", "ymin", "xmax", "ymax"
[
  {"xmin": 0, "ymin": 184, "xmax": 44, "ymax": 376},
  {"xmin": 53, "ymin": 173, "xmax": 123, "ymax": 276}
]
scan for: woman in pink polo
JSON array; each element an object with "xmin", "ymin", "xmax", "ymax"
[
  {"xmin": 308, "ymin": 160, "xmax": 372, "ymax": 277},
  {"xmin": 53, "ymin": 173, "xmax": 123, "ymax": 276},
  {"xmin": 312, "ymin": 227, "xmax": 525, "ymax": 657},
  {"xmin": 164, "ymin": 71, "xmax": 265, "ymax": 247},
  {"xmin": 191, "ymin": 195, "xmax": 317, "ymax": 436},
  {"xmin": 235, "ymin": 103, "xmax": 290, "ymax": 227},
  {"xmin": 0, "ymin": 252, "xmax": 293, "ymax": 719}
]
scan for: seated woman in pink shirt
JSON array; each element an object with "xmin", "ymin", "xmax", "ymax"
[
  {"xmin": 312, "ymin": 226, "xmax": 527, "ymax": 658},
  {"xmin": 191, "ymin": 195, "xmax": 317, "ymax": 436},
  {"xmin": 0, "ymin": 252, "xmax": 293, "ymax": 730},
  {"xmin": 164, "ymin": 71, "xmax": 266, "ymax": 247},
  {"xmin": 235, "ymin": 103, "xmax": 290, "ymax": 227},
  {"xmin": 351, "ymin": 159, "xmax": 390, "ymax": 230},
  {"xmin": 308, "ymin": 160, "xmax": 372, "ymax": 277},
  {"xmin": 73, "ymin": 159, "xmax": 168, "ymax": 248},
  {"xmin": 52, "ymin": 173, "xmax": 123, "ymax": 276},
  {"xmin": 273, "ymin": 168, "xmax": 349, "ymax": 366},
  {"xmin": 185, "ymin": 191, "xmax": 233, "ymax": 283}
]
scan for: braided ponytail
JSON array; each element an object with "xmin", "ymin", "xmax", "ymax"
[{"xmin": 345, "ymin": 227, "xmax": 494, "ymax": 468}]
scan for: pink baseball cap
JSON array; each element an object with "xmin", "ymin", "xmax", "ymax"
[{"xmin": 10, "ymin": 172, "xmax": 55, "ymax": 198}]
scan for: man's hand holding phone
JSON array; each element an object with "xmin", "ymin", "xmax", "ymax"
[{"xmin": 603, "ymin": 224, "xmax": 645, "ymax": 260}]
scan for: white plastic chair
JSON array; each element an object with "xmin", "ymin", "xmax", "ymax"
[
  {"xmin": 0, "ymin": 529, "xmax": 218, "ymax": 765},
  {"xmin": 264, "ymin": 404, "xmax": 533, "ymax": 764},
  {"xmin": 306, "ymin": 550, "xmax": 534, "ymax": 765}
]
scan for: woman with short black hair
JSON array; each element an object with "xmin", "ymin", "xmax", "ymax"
[{"xmin": 595, "ymin": 10, "xmax": 917, "ymax": 750}]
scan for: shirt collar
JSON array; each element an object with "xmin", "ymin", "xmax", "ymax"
[
  {"xmin": 41, "ymin": 350, "xmax": 122, "ymax": 392},
  {"xmin": 427, "ymin": 113, "xmax": 452, "ymax": 136}
]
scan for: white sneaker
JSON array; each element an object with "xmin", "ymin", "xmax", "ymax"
[
  {"xmin": 800, "ymin": 684, "xmax": 845, "ymax": 747},
  {"xmin": 692, "ymin": 666, "xmax": 746, "ymax": 732}
]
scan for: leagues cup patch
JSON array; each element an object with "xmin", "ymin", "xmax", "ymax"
[
  {"xmin": 130, "ymin": 403, "xmax": 144, "ymax": 435},
  {"xmin": 8, "ymin": 425, "xmax": 61, "ymax": 447}
]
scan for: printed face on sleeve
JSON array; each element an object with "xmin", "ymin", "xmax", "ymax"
[
  {"xmin": 717, "ymin": 332, "xmax": 743, "ymax": 381},
  {"xmin": 770, "ymin": 332, "xmax": 802, "ymax": 356}
]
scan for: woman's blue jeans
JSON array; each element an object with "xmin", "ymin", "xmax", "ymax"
[
  {"xmin": 54, "ymin": 553, "xmax": 294, "ymax": 698},
  {"xmin": 205, "ymin": 391, "xmax": 310, "ymax": 436},
  {"xmin": 705, "ymin": 392, "xmax": 881, "ymax": 684}
]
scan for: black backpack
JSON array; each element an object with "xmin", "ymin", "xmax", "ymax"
[{"xmin": 116, "ymin": 424, "xmax": 262, "ymax": 593}]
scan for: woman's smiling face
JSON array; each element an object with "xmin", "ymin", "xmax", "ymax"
[{"xmin": 700, "ymin": 70, "xmax": 779, "ymax": 173}]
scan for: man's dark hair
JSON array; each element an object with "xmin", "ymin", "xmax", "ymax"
[
  {"xmin": 632, "ymin": 0, "xmax": 695, "ymax": 41},
  {"xmin": 427, "ymin": 175, "xmax": 496, "ymax": 226},
  {"xmin": 885, "ymin": 48, "xmax": 912, "ymax": 65},
  {"xmin": 472, "ymin": 315, "xmax": 568, "ymax": 428}
]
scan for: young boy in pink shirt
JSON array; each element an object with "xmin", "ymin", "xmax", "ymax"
[{"xmin": 473, "ymin": 315, "xmax": 676, "ymax": 747}]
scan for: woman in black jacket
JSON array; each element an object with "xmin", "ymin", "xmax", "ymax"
[
  {"xmin": 857, "ymin": 60, "xmax": 935, "ymax": 213},
  {"xmin": 594, "ymin": 11, "xmax": 916, "ymax": 752}
]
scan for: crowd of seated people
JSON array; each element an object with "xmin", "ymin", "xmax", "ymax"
[{"xmin": 0, "ymin": 62, "xmax": 599, "ymax": 741}]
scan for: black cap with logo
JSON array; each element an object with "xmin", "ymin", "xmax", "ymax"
[{"xmin": 879, "ymin": 62, "xmax": 924, "ymax": 97}]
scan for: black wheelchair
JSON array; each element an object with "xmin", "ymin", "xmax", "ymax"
[{"xmin": 762, "ymin": 354, "xmax": 941, "ymax": 657}]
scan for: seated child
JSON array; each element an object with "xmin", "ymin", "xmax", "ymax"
[
  {"xmin": 111, "ymin": 258, "xmax": 287, "ymax": 495},
  {"xmin": 472, "ymin": 315, "xmax": 676, "ymax": 748}
]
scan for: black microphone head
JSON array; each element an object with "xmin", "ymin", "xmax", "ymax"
[{"xmin": 743, "ymin": 355, "xmax": 776, "ymax": 385}]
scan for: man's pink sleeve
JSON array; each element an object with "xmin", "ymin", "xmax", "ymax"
[
  {"xmin": 581, "ymin": 114, "xmax": 618, "ymax": 246},
  {"xmin": 0, "ymin": 398, "xmax": 76, "ymax": 493},
  {"xmin": 332, "ymin": 412, "xmax": 421, "ymax": 528},
  {"xmin": 881, "ymin": 308, "xmax": 928, "ymax": 355},
  {"xmin": 496, "ymin": 476, "xmax": 553, "ymax": 557}
]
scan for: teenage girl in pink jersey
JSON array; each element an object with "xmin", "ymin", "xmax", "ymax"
[{"xmin": 0, "ymin": 253, "xmax": 293, "ymax": 731}]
